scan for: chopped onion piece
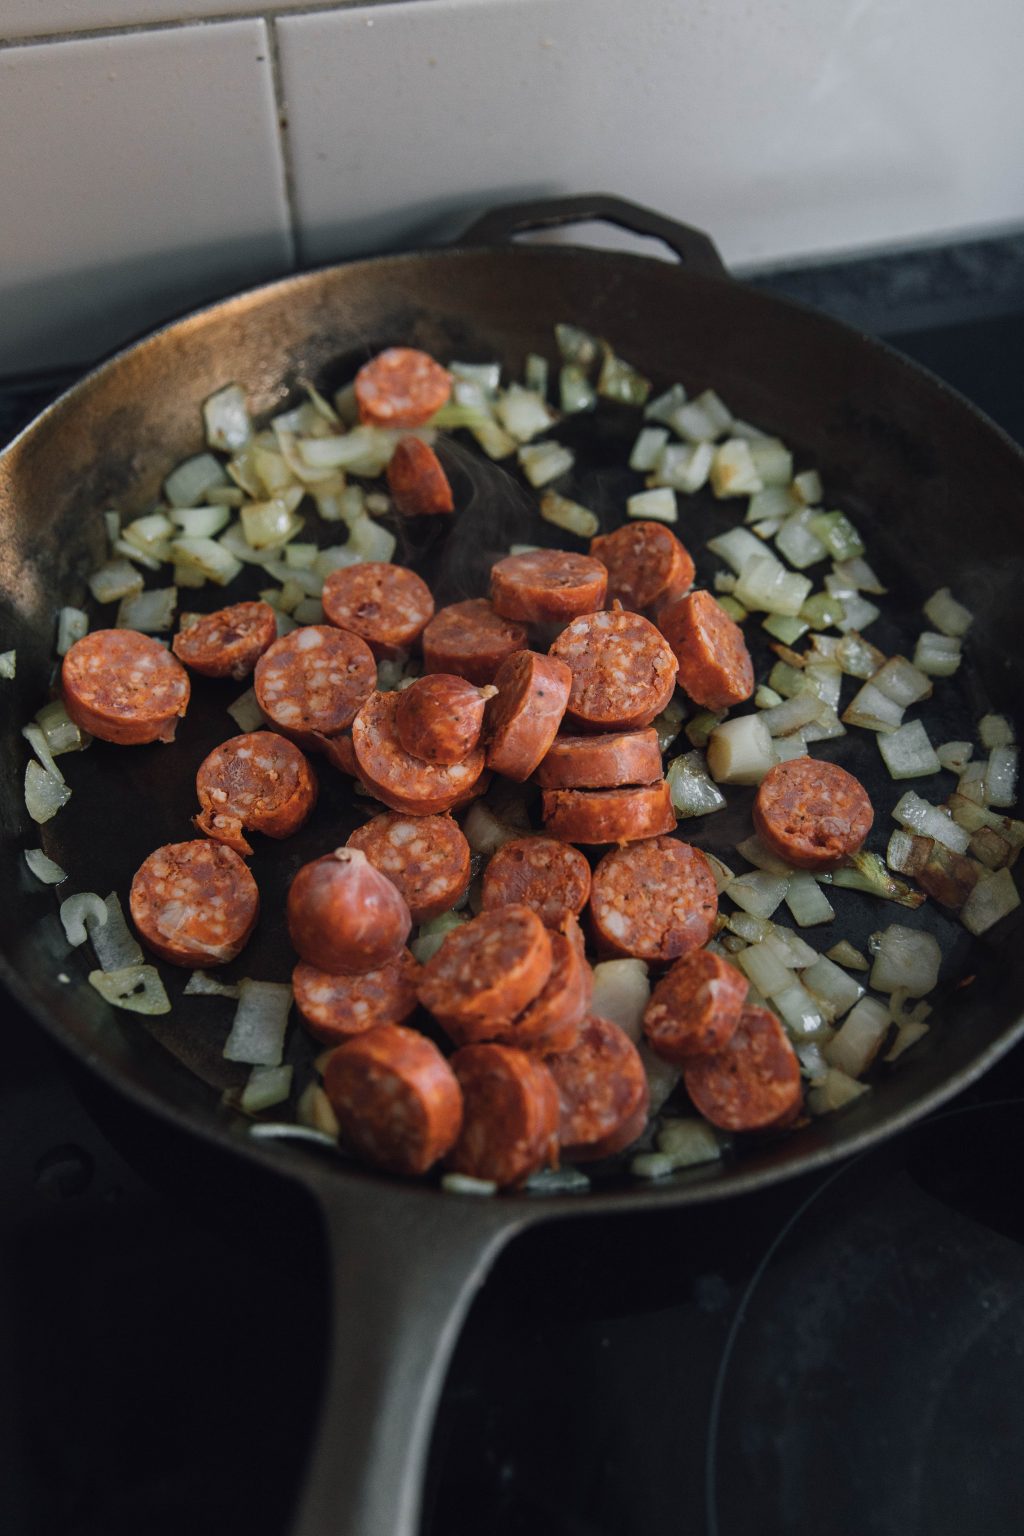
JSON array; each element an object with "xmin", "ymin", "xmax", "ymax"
[
  {"xmin": 461, "ymin": 801, "xmax": 525, "ymax": 858},
  {"xmin": 60, "ymin": 892, "xmax": 108, "ymax": 946},
  {"xmin": 871, "ymin": 656, "xmax": 932, "ymax": 709},
  {"xmin": 25, "ymin": 848, "xmax": 67, "ymax": 884},
  {"xmin": 164, "ymin": 452, "xmax": 230, "ymax": 508},
  {"xmin": 539, "ymin": 491, "xmax": 599, "ymax": 538},
  {"xmin": 597, "ymin": 348, "xmax": 651, "ymax": 407},
  {"xmin": 836, "ymin": 593, "xmax": 880, "ymax": 633},
  {"xmin": 710, "ymin": 439, "xmax": 763, "ymax": 498},
  {"xmin": 170, "ymin": 504, "xmax": 232, "ymax": 539},
  {"xmin": 296, "ymin": 1081, "xmax": 341, "ymax": 1138},
  {"xmin": 956, "ymin": 758, "xmax": 989, "ymax": 805},
  {"xmin": 869, "ymin": 923, "xmax": 940, "ymax": 997},
  {"xmin": 885, "ymin": 1020, "xmax": 930, "ymax": 1062},
  {"xmin": 0, "ymin": 649, "xmax": 16, "ymax": 679},
  {"xmin": 644, "ymin": 382, "xmax": 688, "ymax": 423},
  {"xmin": 223, "ymin": 980, "xmax": 292, "ymax": 1066},
  {"xmin": 833, "ymin": 557, "xmax": 886, "ymax": 594},
  {"xmin": 747, "ymin": 438, "xmax": 793, "ymax": 486},
  {"xmin": 764, "ymin": 925, "xmax": 819, "ymax": 969},
  {"xmin": 526, "ymin": 1167, "xmax": 592, "ymax": 1195},
  {"xmin": 707, "ymin": 527, "xmax": 766, "ymax": 574},
  {"xmin": 791, "ymin": 470, "xmax": 823, "ymax": 505},
  {"xmin": 88, "ymin": 560, "xmax": 144, "ymax": 604},
  {"xmin": 735, "ymin": 557, "xmax": 812, "ymax": 617},
  {"xmin": 23, "ymin": 723, "xmax": 65, "ymax": 784},
  {"xmin": 784, "ymin": 872, "xmax": 835, "ymax": 927},
  {"xmin": 469, "ymin": 419, "xmax": 517, "ymax": 461},
  {"xmin": 757, "ymin": 692, "xmax": 826, "ymax": 737},
  {"xmin": 184, "ymin": 971, "xmax": 241, "ymax": 999},
  {"xmin": 517, "ymin": 441, "xmax": 573, "ymax": 488},
  {"xmin": 726, "ymin": 871, "xmax": 790, "ymax": 919},
  {"xmin": 747, "ymin": 486, "xmax": 799, "ymax": 525},
  {"xmin": 801, "ymin": 590, "xmax": 847, "ymax": 630},
  {"xmin": 496, "ymin": 385, "xmax": 557, "ymax": 443},
  {"xmin": 773, "ymin": 735, "xmax": 809, "ymax": 762},
  {"xmin": 736, "ymin": 942, "xmax": 792, "ymax": 1000},
  {"xmin": 56, "ymin": 606, "xmax": 89, "ymax": 656},
  {"xmin": 893, "ymin": 791, "xmax": 971, "ymax": 853},
  {"xmin": 913, "ymin": 630, "xmax": 962, "ymax": 677},
  {"xmin": 936, "ymin": 741, "xmax": 973, "ymax": 774},
  {"xmin": 665, "ymin": 750, "xmax": 725, "ymax": 818},
  {"xmin": 802, "ymin": 662, "xmax": 841, "ymax": 710},
  {"xmin": 808, "ymin": 510, "xmax": 864, "ymax": 561},
  {"xmin": 773, "ymin": 981, "xmax": 827, "ymax": 1039},
  {"xmin": 823, "ymin": 996, "xmax": 890, "ymax": 1076},
  {"xmin": 829, "ymin": 851, "xmax": 927, "ymax": 908},
  {"xmin": 980, "ymin": 714, "xmax": 1015, "ymax": 749},
  {"xmin": 968, "ymin": 825, "xmax": 1015, "ymax": 871},
  {"xmin": 172, "ymin": 536, "xmax": 243, "ymax": 586},
  {"xmin": 25, "ymin": 761, "xmax": 71, "ymax": 824},
  {"xmin": 923, "ymin": 586, "xmax": 972, "ymax": 638},
  {"xmin": 450, "ymin": 360, "xmax": 502, "ymax": 395},
  {"xmin": 631, "ymin": 1119, "xmax": 725, "ymax": 1179},
  {"xmin": 670, "ymin": 389, "xmax": 732, "ymax": 443},
  {"xmin": 629, "ymin": 427, "xmax": 669, "ymax": 472},
  {"xmin": 801, "ymin": 956, "xmax": 864, "ymax": 1017},
  {"xmin": 626, "ymin": 486, "xmax": 677, "ymax": 524},
  {"xmin": 886, "ymin": 827, "xmax": 928, "ymax": 876},
  {"xmin": 116, "ymin": 587, "xmax": 178, "ymax": 634},
  {"xmin": 755, "ymin": 685, "xmax": 783, "ymax": 709},
  {"xmin": 684, "ymin": 709, "xmax": 724, "ymax": 750},
  {"xmin": 293, "ymin": 598, "xmax": 324, "ymax": 625},
  {"xmin": 555, "ymin": 323, "xmax": 600, "ymax": 367},
  {"xmin": 726, "ymin": 911, "xmax": 771, "ymax": 944},
  {"xmin": 240, "ymin": 1064, "xmax": 294, "ymax": 1114},
  {"xmin": 775, "ymin": 510, "xmax": 828, "ymax": 570},
  {"xmin": 824, "ymin": 939, "xmax": 870, "ymax": 971},
  {"xmin": 946, "ymin": 795, "xmax": 1024, "ymax": 846},
  {"xmin": 842, "ymin": 681, "xmax": 905, "ymax": 733},
  {"xmin": 706, "ymin": 714, "xmax": 777, "ymax": 786},
  {"xmin": 227, "ymin": 688, "xmax": 265, "ymax": 732},
  {"xmin": 441, "ymin": 1173, "xmax": 498, "ymax": 1197},
  {"xmin": 204, "ymin": 383, "xmax": 252, "ymax": 452},
  {"xmin": 836, "ymin": 632, "xmax": 887, "ymax": 679},
  {"xmin": 960, "ymin": 867, "xmax": 1021, "ymax": 935},
  {"xmin": 590, "ymin": 960, "xmax": 650, "ymax": 1042},
  {"xmin": 807, "ymin": 1067, "xmax": 869, "ymax": 1116},
  {"xmin": 735, "ymin": 834, "xmax": 793, "ymax": 875},
  {"xmin": 878, "ymin": 720, "xmax": 941, "ymax": 780},
  {"xmin": 985, "ymin": 746, "xmax": 1018, "ymax": 808},
  {"xmin": 716, "ymin": 596, "xmax": 748, "ymax": 624},
  {"xmin": 411, "ymin": 911, "xmax": 468, "ymax": 964},
  {"xmin": 800, "ymin": 706, "xmax": 845, "ymax": 744},
  {"xmin": 92, "ymin": 893, "xmax": 143, "ymax": 970},
  {"xmin": 649, "ymin": 441, "xmax": 713, "ymax": 493},
  {"xmin": 89, "ymin": 965, "xmax": 171, "ymax": 1015},
  {"xmin": 652, "ymin": 696, "xmax": 686, "ymax": 752}
]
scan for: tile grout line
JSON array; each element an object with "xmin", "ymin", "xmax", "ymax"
[
  {"xmin": 264, "ymin": 15, "xmax": 300, "ymax": 271},
  {"xmin": 0, "ymin": 0, "xmax": 425, "ymax": 54}
]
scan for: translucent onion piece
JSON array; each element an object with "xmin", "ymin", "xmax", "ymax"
[
  {"xmin": 706, "ymin": 715, "xmax": 777, "ymax": 786},
  {"xmin": 807, "ymin": 1067, "xmax": 870, "ymax": 1116},
  {"xmin": 666, "ymin": 750, "xmax": 726, "ymax": 817},
  {"xmin": 170, "ymin": 504, "xmax": 232, "ymax": 539},
  {"xmin": 747, "ymin": 438, "xmax": 793, "ymax": 486},
  {"xmin": 526, "ymin": 1168, "xmax": 592, "ymax": 1195},
  {"xmin": 165, "ymin": 451, "xmax": 229, "ymax": 508},
  {"xmin": 670, "ymin": 389, "xmax": 733, "ymax": 443},
  {"xmin": 829, "ymin": 851, "xmax": 927, "ymax": 909},
  {"xmin": 784, "ymin": 871, "xmax": 835, "ymax": 927},
  {"xmin": 735, "ymin": 557, "xmax": 812, "ymax": 618},
  {"xmin": 707, "ymin": 527, "xmax": 766, "ymax": 574},
  {"xmin": 946, "ymin": 795, "xmax": 1024, "ymax": 847},
  {"xmin": 980, "ymin": 714, "xmax": 1015, "ymax": 750},
  {"xmin": 884, "ymin": 1020, "xmax": 930, "ymax": 1062},
  {"xmin": 25, "ymin": 761, "xmax": 71, "ymax": 824},
  {"xmin": 0, "ymin": 649, "xmax": 16, "ymax": 679},
  {"xmin": 631, "ymin": 1120, "xmax": 725, "ymax": 1179},
  {"xmin": 735, "ymin": 834, "xmax": 793, "ymax": 875},
  {"xmin": 116, "ymin": 587, "xmax": 178, "ymax": 633},
  {"xmin": 597, "ymin": 348, "xmax": 651, "ymax": 407},
  {"xmin": 411, "ymin": 911, "xmax": 468, "ymax": 965},
  {"xmin": 936, "ymin": 740, "xmax": 973, "ymax": 774},
  {"xmin": 23, "ymin": 723, "xmax": 65, "ymax": 785},
  {"xmin": 842, "ymin": 681, "xmax": 905, "ymax": 733},
  {"xmin": 801, "ymin": 955, "xmax": 864, "ymax": 1017},
  {"xmin": 869, "ymin": 923, "xmax": 941, "ymax": 997},
  {"xmin": 726, "ymin": 871, "xmax": 790, "ymax": 919},
  {"xmin": 172, "ymin": 536, "xmax": 243, "ymax": 586},
  {"xmin": 293, "ymin": 598, "xmax": 325, "ymax": 625},
  {"xmin": 461, "ymin": 802, "xmax": 525, "ymax": 859},
  {"xmin": 710, "ymin": 439, "xmax": 763, "ymax": 499},
  {"xmin": 60, "ymin": 892, "xmax": 108, "ymax": 947},
  {"xmin": 652, "ymin": 696, "xmax": 686, "ymax": 753},
  {"xmin": 913, "ymin": 631, "xmax": 962, "ymax": 677},
  {"xmin": 773, "ymin": 980, "xmax": 827, "ymax": 1039},
  {"xmin": 89, "ymin": 964, "xmax": 171, "ymax": 1015},
  {"xmin": 56, "ymin": 607, "xmax": 89, "ymax": 656},
  {"xmin": 223, "ymin": 979, "xmax": 293, "ymax": 1066},
  {"xmin": 590, "ymin": 960, "xmax": 650, "ymax": 1042},
  {"xmin": 204, "ymin": 383, "xmax": 252, "ymax": 453},
  {"xmin": 627, "ymin": 486, "xmax": 677, "ymax": 523},
  {"xmin": 517, "ymin": 440, "xmax": 574, "ymax": 487},
  {"xmin": 758, "ymin": 692, "xmax": 826, "ymax": 737},
  {"xmin": 296, "ymin": 1081, "xmax": 341, "ymax": 1138},
  {"xmin": 923, "ymin": 586, "xmax": 973, "ymax": 638},
  {"xmin": 985, "ymin": 746, "xmax": 1018, "ymax": 808},
  {"xmin": 496, "ymin": 384, "xmax": 557, "ymax": 444},
  {"xmin": 227, "ymin": 688, "xmax": 265, "ymax": 733},
  {"xmin": 878, "ymin": 720, "xmax": 941, "ymax": 780},
  {"xmin": 775, "ymin": 510, "xmax": 828, "ymax": 570},
  {"xmin": 960, "ymin": 868, "xmax": 1021, "ymax": 935},
  {"xmin": 92, "ymin": 893, "xmax": 144, "ymax": 971},
  {"xmin": 183, "ymin": 972, "xmax": 241, "ymax": 999},
  {"xmin": 833, "ymin": 557, "xmax": 886, "ymax": 594},
  {"xmin": 348, "ymin": 515, "xmax": 397, "ymax": 563},
  {"xmin": 649, "ymin": 441, "xmax": 713, "ymax": 493},
  {"xmin": 736, "ymin": 942, "xmax": 792, "ymax": 1000},
  {"xmin": 824, "ymin": 939, "xmax": 870, "ymax": 971},
  {"xmin": 88, "ymin": 560, "xmax": 145, "ymax": 604},
  {"xmin": 893, "ymin": 791, "xmax": 971, "ymax": 853},
  {"xmin": 808, "ymin": 510, "xmax": 864, "ymax": 561},
  {"xmin": 629, "ymin": 427, "xmax": 669, "ymax": 472},
  {"xmin": 240, "ymin": 1064, "xmax": 294, "ymax": 1114},
  {"xmin": 441, "ymin": 1174, "xmax": 499, "ymax": 1197},
  {"xmin": 539, "ymin": 491, "xmax": 599, "ymax": 538},
  {"xmin": 684, "ymin": 709, "xmax": 725, "ymax": 750},
  {"xmin": 823, "ymin": 997, "xmax": 891, "ymax": 1076},
  {"xmin": 24, "ymin": 848, "xmax": 67, "ymax": 884},
  {"xmin": 644, "ymin": 383, "xmax": 688, "ymax": 424},
  {"xmin": 870, "ymin": 656, "xmax": 931, "ymax": 707}
]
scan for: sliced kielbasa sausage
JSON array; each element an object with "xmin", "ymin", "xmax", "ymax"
[
  {"xmin": 417, "ymin": 905, "xmax": 552, "ymax": 1031},
  {"xmin": 547, "ymin": 1015, "xmax": 650, "ymax": 1162},
  {"xmin": 293, "ymin": 950, "xmax": 422, "ymax": 1046},
  {"xmin": 490, "ymin": 550, "xmax": 608, "ymax": 624},
  {"xmin": 535, "ymin": 728, "xmax": 663, "ymax": 791},
  {"xmin": 287, "ymin": 847, "xmax": 411, "ymax": 975},
  {"xmin": 352, "ymin": 689, "xmax": 487, "ymax": 815},
  {"xmin": 171, "ymin": 600, "xmax": 277, "ymax": 680},
  {"xmin": 752, "ymin": 757, "xmax": 873, "ymax": 871},
  {"xmin": 395, "ymin": 674, "xmax": 494, "ymax": 764},
  {"xmin": 321, "ymin": 562, "xmax": 435, "ymax": 660},
  {"xmin": 129, "ymin": 839, "xmax": 258, "ymax": 967},
  {"xmin": 485, "ymin": 650, "xmax": 571, "ymax": 781},
  {"xmin": 62, "ymin": 629, "xmax": 190, "ymax": 746},
  {"xmin": 194, "ymin": 731, "xmax": 317, "ymax": 854},
  {"xmin": 549, "ymin": 606, "xmax": 677, "ymax": 730},
  {"xmin": 422, "ymin": 599, "xmax": 528, "ymax": 687},
  {"xmin": 324, "ymin": 1023, "xmax": 463, "ymax": 1175},
  {"xmin": 445, "ymin": 1043, "xmax": 560, "ymax": 1187},
  {"xmin": 541, "ymin": 782, "xmax": 676, "ymax": 845},
  {"xmin": 658, "ymin": 589, "xmax": 754, "ymax": 712},
  {"xmin": 355, "ymin": 347, "xmax": 452, "ymax": 429},
  {"xmin": 253, "ymin": 625, "xmax": 376, "ymax": 749},
  {"xmin": 589, "ymin": 521, "xmax": 695, "ymax": 613},
  {"xmin": 387, "ymin": 436, "xmax": 455, "ymax": 516},
  {"xmin": 683, "ymin": 1005, "xmax": 803, "ymax": 1132},
  {"xmin": 590, "ymin": 835, "xmax": 718, "ymax": 964},
  {"xmin": 346, "ymin": 811, "xmax": 471, "ymax": 924},
  {"xmin": 642, "ymin": 949, "xmax": 748, "ymax": 1063},
  {"xmin": 480, "ymin": 836, "xmax": 592, "ymax": 930}
]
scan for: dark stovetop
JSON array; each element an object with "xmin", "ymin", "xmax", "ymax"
[{"xmin": 4, "ymin": 245, "xmax": 1024, "ymax": 1536}]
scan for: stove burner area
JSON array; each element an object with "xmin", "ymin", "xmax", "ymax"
[{"xmin": 708, "ymin": 1101, "xmax": 1024, "ymax": 1536}]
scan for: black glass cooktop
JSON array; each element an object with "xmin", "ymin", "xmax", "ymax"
[{"xmin": 3, "ymin": 243, "xmax": 1024, "ymax": 1536}]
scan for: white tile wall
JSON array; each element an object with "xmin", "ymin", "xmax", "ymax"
[
  {"xmin": 0, "ymin": 0, "xmax": 1022, "ymax": 376},
  {"xmin": 0, "ymin": 21, "xmax": 291, "ymax": 373}
]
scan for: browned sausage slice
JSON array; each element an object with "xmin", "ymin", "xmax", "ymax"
[
  {"xmin": 683, "ymin": 1005, "xmax": 803, "ymax": 1132},
  {"xmin": 542, "ymin": 782, "xmax": 676, "ymax": 845},
  {"xmin": 480, "ymin": 836, "xmax": 592, "ymax": 930},
  {"xmin": 417, "ymin": 905, "xmax": 552, "ymax": 1029},
  {"xmin": 293, "ymin": 951, "xmax": 421, "ymax": 1045},
  {"xmin": 346, "ymin": 811, "xmax": 471, "ymax": 924},
  {"xmin": 352, "ymin": 689, "xmax": 487, "ymax": 815},
  {"xmin": 589, "ymin": 521, "xmax": 695, "ymax": 612},
  {"xmin": 642, "ymin": 949, "xmax": 748, "ymax": 1063},
  {"xmin": 440, "ymin": 925, "xmax": 591, "ymax": 1054},
  {"xmin": 253, "ymin": 626, "xmax": 376, "ymax": 750},
  {"xmin": 753, "ymin": 757, "xmax": 873, "ymax": 871},
  {"xmin": 658, "ymin": 589, "xmax": 754, "ymax": 712},
  {"xmin": 422, "ymin": 599, "xmax": 528, "ymax": 686},
  {"xmin": 535, "ymin": 729, "xmax": 663, "ymax": 791},
  {"xmin": 395, "ymin": 674, "xmax": 494, "ymax": 764},
  {"xmin": 171, "ymin": 601, "xmax": 277, "ymax": 680},
  {"xmin": 490, "ymin": 550, "xmax": 608, "ymax": 624},
  {"xmin": 324, "ymin": 1023, "xmax": 463, "ymax": 1175},
  {"xmin": 387, "ymin": 436, "xmax": 455, "ymax": 516},
  {"xmin": 129, "ymin": 839, "xmax": 258, "ymax": 967},
  {"xmin": 321, "ymin": 562, "xmax": 435, "ymax": 659},
  {"xmin": 547, "ymin": 1015, "xmax": 650, "ymax": 1162},
  {"xmin": 354, "ymin": 347, "xmax": 452, "ymax": 429},
  {"xmin": 445, "ymin": 1043, "xmax": 560, "ymax": 1186},
  {"xmin": 287, "ymin": 847, "xmax": 412, "ymax": 975},
  {"xmin": 485, "ymin": 651, "xmax": 571, "ymax": 781},
  {"xmin": 62, "ymin": 629, "xmax": 190, "ymax": 746},
  {"xmin": 194, "ymin": 731, "xmax": 317, "ymax": 854},
  {"xmin": 590, "ymin": 835, "xmax": 718, "ymax": 963},
  {"xmin": 549, "ymin": 606, "xmax": 678, "ymax": 730}
]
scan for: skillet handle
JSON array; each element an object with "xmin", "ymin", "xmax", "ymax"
[
  {"xmin": 458, "ymin": 192, "xmax": 728, "ymax": 278},
  {"xmin": 288, "ymin": 1173, "xmax": 519, "ymax": 1536}
]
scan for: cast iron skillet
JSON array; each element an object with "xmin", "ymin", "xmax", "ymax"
[{"xmin": 2, "ymin": 195, "xmax": 1024, "ymax": 1535}]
